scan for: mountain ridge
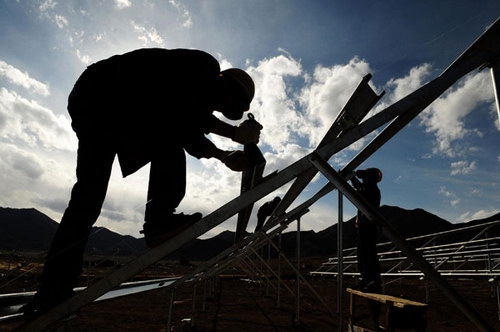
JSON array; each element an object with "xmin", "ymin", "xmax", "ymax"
[{"xmin": 0, "ymin": 205, "xmax": 498, "ymax": 260}]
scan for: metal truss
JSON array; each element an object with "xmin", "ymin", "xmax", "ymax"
[{"xmin": 311, "ymin": 219, "xmax": 500, "ymax": 279}]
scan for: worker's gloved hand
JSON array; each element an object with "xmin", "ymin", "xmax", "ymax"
[
  {"xmin": 233, "ymin": 119, "xmax": 263, "ymax": 144},
  {"xmin": 222, "ymin": 150, "xmax": 253, "ymax": 172}
]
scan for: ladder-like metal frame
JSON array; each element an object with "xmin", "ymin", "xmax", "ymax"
[{"xmin": 18, "ymin": 17, "xmax": 500, "ymax": 332}]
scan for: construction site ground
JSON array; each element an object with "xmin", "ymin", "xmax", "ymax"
[{"xmin": 1, "ymin": 255, "xmax": 500, "ymax": 331}]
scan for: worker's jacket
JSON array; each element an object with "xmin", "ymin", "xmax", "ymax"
[
  {"xmin": 351, "ymin": 177, "xmax": 381, "ymax": 226},
  {"xmin": 68, "ymin": 48, "xmax": 222, "ymax": 177}
]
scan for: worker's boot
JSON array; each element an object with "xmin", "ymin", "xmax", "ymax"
[
  {"xmin": 19, "ymin": 286, "xmax": 75, "ymax": 317},
  {"xmin": 141, "ymin": 212, "xmax": 202, "ymax": 248}
]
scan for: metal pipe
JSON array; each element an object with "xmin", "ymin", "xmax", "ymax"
[
  {"xmin": 262, "ymin": 233, "xmax": 337, "ymax": 316},
  {"xmin": 249, "ymin": 247, "xmax": 295, "ymax": 296},
  {"xmin": 191, "ymin": 284, "xmax": 196, "ymax": 327},
  {"xmin": 166, "ymin": 289, "xmax": 174, "ymax": 332},
  {"xmin": 337, "ymin": 191, "xmax": 344, "ymax": 331},
  {"xmin": 490, "ymin": 58, "xmax": 500, "ymax": 128},
  {"xmin": 277, "ymin": 233, "xmax": 282, "ymax": 308},
  {"xmin": 295, "ymin": 216, "xmax": 301, "ymax": 326}
]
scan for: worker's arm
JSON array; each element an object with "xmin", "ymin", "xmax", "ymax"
[
  {"xmin": 350, "ymin": 175, "xmax": 363, "ymax": 190},
  {"xmin": 184, "ymin": 136, "xmax": 252, "ymax": 172},
  {"xmin": 209, "ymin": 117, "xmax": 261, "ymax": 144},
  {"xmin": 204, "ymin": 144, "xmax": 252, "ymax": 172}
]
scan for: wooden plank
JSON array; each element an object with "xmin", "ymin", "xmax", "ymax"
[{"xmin": 346, "ymin": 288, "xmax": 427, "ymax": 308}]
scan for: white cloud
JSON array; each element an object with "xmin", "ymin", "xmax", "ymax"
[
  {"xmin": 114, "ymin": 0, "xmax": 131, "ymax": 9},
  {"xmin": 0, "ymin": 142, "xmax": 76, "ymax": 221},
  {"xmin": 0, "ymin": 61, "xmax": 50, "ymax": 96},
  {"xmin": 420, "ymin": 71, "xmax": 495, "ymax": 156},
  {"xmin": 246, "ymin": 54, "xmax": 303, "ymax": 154},
  {"xmin": 458, "ymin": 209, "xmax": 500, "ymax": 223},
  {"xmin": 169, "ymin": 0, "xmax": 193, "ymax": 28},
  {"xmin": 39, "ymin": 0, "xmax": 57, "ymax": 12},
  {"xmin": 76, "ymin": 49, "xmax": 92, "ymax": 65},
  {"xmin": 439, "ymin": 186, "xmax": 460, "ymax": 207},
  {"xmin": 299, "ymin": 57, "xmax": 373, "ymax": 148},
  {"xmin": 54, "ymin": 14, "xmax": 68, "ymax": 29},
  {"xmin": 131, "ymin": 20, "xmax": 165, "ymax": 47},
  {"xmin": 450, "ymin": 160, "xmax": 477, "ymax": 175},
  {"xmin": 385, "ymin": 63, "xmax": 432, "ymax": 103},
  {"xmin": 0, "ymin": 144, "xmax": 44, "ymax": 180},
  {"xmin": 0, "ymin": 88, "xmax": 76, "ymax": 151}
]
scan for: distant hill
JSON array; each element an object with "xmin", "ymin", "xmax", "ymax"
[
  {"xmin": 0, "ymin": 207, "xmax": 145, "ymax": 255},
  {"xmin": 0, "ymin": 206, "xmax": 498, "ymax": 260}
]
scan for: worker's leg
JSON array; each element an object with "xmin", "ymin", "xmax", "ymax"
[
  {"xmin": 36, "ymin": 138, "xmax": 115, "ymax": 302},
  {"xmin": 357, "ymin": 221, "xmax": 381, "ymax": 290},
  {"xmin": 143, "ymin": 146, "xmax": 201, "ymax": 247},
  {"xmin": 145, "ymin": 145, "xmax": 186, "ymax": 221}
]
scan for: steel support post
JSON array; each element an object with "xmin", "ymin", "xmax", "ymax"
[
  {"xmin": 267, "ymin": 243, "xmax": 271, "ymax": 296},
  {"xmin": 167, "ymin": 288, "xmax": 175, "ymax": 332},
  {"xmin": 295, "ymin": 216, "xmax": 301, "ymax": 326},
  {"xmin": 490, "ymin": 58, "xmax": 500, "ymax": 128},
  {"xmin": 277, "ymin": 233, "xmax": 282, "ymax": 308},
  {"xmin": 262, "ymin": 233, "xmax": 336, "ymax": 316},
  {"xmin": 249, "ymin": 247, "xmax": 295, "ymax": 295},
  {"xmin": 191, "ymin": 284, "xmax": 197, "ymax": 327},
  {"xmin": 337, "ymin": 191, "xmax": 344, "ymax": 331},
  {"xmin": 202, "ymin": 280, "xmax": 207, "ymax": 312},
  {"xmin": 496, "ymin": 280, "xmax": 500, "ymax": 321},
  {"xmin": 308, "ymin": 152, "xmax": 494, "ymax": 332},
  {"xmin": 245, "ymin": 252, "xmax": 279, "ymax": 292}
]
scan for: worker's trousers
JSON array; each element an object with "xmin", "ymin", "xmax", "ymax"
[
  {"xmin": 356, "ymin": 220, "xmax": 381, "ymax": 286},
  {"xmin": 38, "ymin": 138, "xmax": 186, "ymax": 296}
]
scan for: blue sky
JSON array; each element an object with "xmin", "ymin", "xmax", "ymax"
[{"xmin": 0, "ymin": 0, "xmax": 499, "ymax": 238}]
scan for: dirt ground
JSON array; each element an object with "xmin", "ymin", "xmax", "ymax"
[{"xmin": 1, "ymin": 255, "xmax": 500, "ymax": 331}]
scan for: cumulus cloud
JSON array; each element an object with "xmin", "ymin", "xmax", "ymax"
[
  {"xmin": 0, "ymin": 61, "xmax": 50, "ymax": 96},
  {"xmin": 39, "ymin": 0, "xmax": 57, "ymax": 12},
  {"xmin": 38, "ymin": 1, "xmax": 71, "ymax": 30},
  {"xmin": 169, "ymin": 0, "xmax": 193, "ymax": 28},
  {"xmin": 439, "ymin": 186, "xmax": 460, "ymax": 207},
  {"xmin": 450, "ymin": 160, "xmax": 477, "ymax": 175},
  {"xmin": 114, "ymin": 0, "xmax": 131, "ymax": 9},
  {"xmin": 0, "ymin": 144, "xmax": 44, "ymax": 180},
  {"xmin": 458, "ymin": 209, "xmax": 500, "ymax": 223},
  {"xmin": 76, "ymin": 49, "xmax": 92, "ymax": 65},
  {"xmin": 0, "ymin": 88, "xmax": 76, "ymax": 151},
  {"xmin": 419, "ymin": 71, "xmax": 495, "ymax": 156},
  {"xmin": 0, "ymin": 141, "xmax": 76, "ymax": 220},
  {"xmin": 385, "ymin": 63, "xmax": 432, "ymax": 103},
  {"xmin": 54, "ymin": 14, "xmax": 68, "ymax": 29},
  {"xmin": 246, "ymin": 54, "xmax": 304, "ymax": 154},
  {"xmin": 131, "ymin": 20, "xmax": 165, "ymax": 47},
  {"xmin": 299, "ymin": 57, "xmax": 373, "ymax": 148}
]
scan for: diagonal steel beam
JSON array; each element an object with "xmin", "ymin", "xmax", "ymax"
[{"xmin": 270, "ymin": 74, "xmax": 383, "ymax": 222}]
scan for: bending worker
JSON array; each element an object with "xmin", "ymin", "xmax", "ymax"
[{"xmin": 22, "ymin": 48, "xmax": 261, "ymax": 315}]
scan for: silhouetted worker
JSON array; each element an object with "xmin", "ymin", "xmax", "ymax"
[
  {"xmin": 22, "ymin": 48, "xmax": 261, "ymax": 315},
  {"xmin": 254, "ymin": 196, "xmax": 281, "ymax": 232},
  {"xmin": 351, "ymin": 168, "xmax": 383, "ymax": 293}
]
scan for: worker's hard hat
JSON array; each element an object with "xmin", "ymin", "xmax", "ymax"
[
  {"xmin": 220, "ymin": 68, "xmax": 255, "ymax": 104},
  {"xmin": 356, "ymin": 168, "xmax": 383, "ymax": 183}
]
